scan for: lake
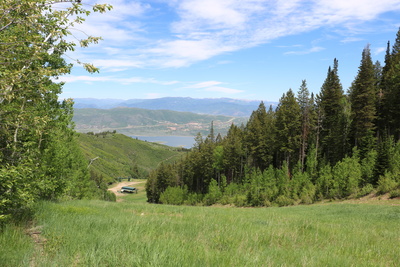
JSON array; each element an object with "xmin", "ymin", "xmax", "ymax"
[{"xmin": 131, "ymin": 135, "xmax": 196, "ymax": 148}]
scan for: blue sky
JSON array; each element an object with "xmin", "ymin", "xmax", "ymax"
[{"xmin": 58, "ymin": 0, "xmax": 400, "ymax": 102}]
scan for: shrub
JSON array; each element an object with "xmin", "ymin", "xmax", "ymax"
[
  {"xmin": 389, "ymin": 189, "xmax": 400, "ymax": 199},
  {"xmin": 356, "ymin": 184, "xmax": 374, "ymax": 198},
  {"xmin": 300, "ymin": 193, "xmax": 313, "ymax": 205},
  {"xmin": 274, "ymin": 195, "xmax": 295, "ymax": 207},
  {"xmin": 377, "ymin": 174, "xmax": 398, "ymax": 194},
  {"xmin": 159, "ymin": 186, "xmax": 188, "ymax": 205},
  {"xmin": 203, "ymin": 179, "xmax": 222, "ymax": 205},
  {"xmin": 103, "ymin": 191, "xmax": 116, "ymax": 202},
  {"xmin": 233, "ymin": 195, "xmax": 247, "ymax": 207},
  {"xmin": 332, "ymin": 155, "xmax": 362, "ymax": 198},
  {"xmin": 183, "ymin": 193, "xmax": 203, "ymax": 206}
]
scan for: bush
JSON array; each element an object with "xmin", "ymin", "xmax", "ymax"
[
  {"xmin": 377, "ymin": 174, "xmax": 398, "ymax": 194},
  {"xmin": 389, "ymin": 189, "xmax": 400, "ymax": 199},
  {"xmin": 274, "ymin": 195, "xmax": 295, "ymax": 207},
  {"xmin": 300, "ymin": 194, "xmax": 313, "ymax": 205},
  {"xmin": 103, "ymin": 191, "xmax": 116, "ymax": 202},
  {"xmin": 159, "ymin": 186, "xmax": 188, "ymax": 205},
  {"xmin": 356, "ymin": 184, "xmax": 374, "ymax": 198},
  {"xmin": 219, "ymin": 195, "xmax": 234, "ymax": 206},
  {"xmin": 203, "ymin": 179, "xmax": 221, "ymax": 205},
  {"xmin": 233, "ymin": 194, "xmax": 247, "ymax": 207},
  {"xmin": 183, "ymin": 193, "xmax": 203, "ymax": 206}
]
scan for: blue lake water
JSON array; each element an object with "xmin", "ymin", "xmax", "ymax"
[{"xmin": 131, "ymin": 136, "xmax": 195, "ymax": 148}]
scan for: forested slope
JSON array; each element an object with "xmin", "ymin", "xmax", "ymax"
[
  {"xmin": 147, "ymin": 29, "xmax": 400, "ymax": 206},
  {"xmin": 77, "ymin": 132, "xmax": 186, "ymax": 184}
]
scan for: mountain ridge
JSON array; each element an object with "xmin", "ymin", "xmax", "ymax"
[{"xmin": 72, "ymin": 97, "xmax": 276, "ymax": 117}]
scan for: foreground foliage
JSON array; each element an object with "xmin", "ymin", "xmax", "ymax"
[
  {"xmin": 1, "ymin": 200, "xmax": 399, "ymax": 266},
  {"xmin": 0, "ymin": 0, "xmax": 112, "ymax": 224}
]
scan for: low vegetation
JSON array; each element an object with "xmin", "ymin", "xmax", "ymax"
[{"xmin": 1, "ymin": 193, "xmax": 399, "ymax": 266}]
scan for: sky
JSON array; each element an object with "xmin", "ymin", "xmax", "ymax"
[{"xmin": 57, "ymin": 0, "xmax": 400, "ymax": 102}]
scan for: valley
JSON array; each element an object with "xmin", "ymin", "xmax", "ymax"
[{"xmin": 73, "ymin": 107, "xmax": 247, "ymax": 136}]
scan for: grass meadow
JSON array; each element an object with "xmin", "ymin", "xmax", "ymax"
[{"xmin": 1, "ymin": 182, "xmax": 400, "ymax": 266}]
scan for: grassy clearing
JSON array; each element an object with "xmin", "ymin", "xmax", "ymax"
[
  {"xmin": 3, "ymin": 197, "xmax": 398, "ymax": 267},
  {"xmin": 0, "ymin": 224, "xmax": 34, "ymax": 266}
]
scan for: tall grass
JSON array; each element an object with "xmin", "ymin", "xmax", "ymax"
[
  {"xmin": 0, "ymin": 224, "xmax": 34, "ymax": 266},
  {"xmin": 12, "ymin": 200, "xmax": 398, "ymax": 266}
]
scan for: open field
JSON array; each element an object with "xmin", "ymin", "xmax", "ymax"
[{"xmin": 2, "ymin": 184, "xmax": 400, "ymax": 267}]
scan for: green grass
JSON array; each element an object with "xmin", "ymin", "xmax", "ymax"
[
  {"xmin": 0, "ymin": 224, "xmax": 34, "ymax": 266},
  {"xmin": 77, "ymin": 132, "xmax": 185, "ymax": 182},
  {"xmin": 3, "ymin": 197, "xmax": 400, "ymax": 266}
]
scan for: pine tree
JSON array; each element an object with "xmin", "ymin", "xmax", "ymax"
[
  {"xmin": 381, "ymin": 28, "xmax": 400, "ymax": 139},
  {"xmin": 222, "ymin": 124, "xmax": 245, "ymax": 183},
  {"xmin": 245, "ymin": 102, "xmax": 275, "ymax": 171},
  {"xmin": 349, "ymin": 45, "xmax": 377, "ymax": 157},
  {"xmin": 296, "ymin": 80, "xmax": 315, "ymax": 171},
  {"xmin": 318, "ymin": 59, "xmax": 348, "ymax": 165},
  {"xmin": 275, "ymin": 89, "xmax": 302, "ymax": 170}
]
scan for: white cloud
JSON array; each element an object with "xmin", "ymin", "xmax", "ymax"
[
  {"xmin": 65, "ymin": 0, "xmax": 400, "ymax": 70},
  {"xmin": 284, "ymin": 46, "xmax": 325, "ymax": 55},
  {"xmin": 145, "ymin": 93, "xmax": 163, "ymax": 99},
  {"xmin": 185, "ymin": 81, "xmax": 242, "ymax": 94},
  {"xmin": 374, "ymin": 47, "xmax": 387, "ymax": 55},
  {"xmin": 204, "ymin": 86, "xmax": 243, "ymax": 94},
  {"xmin": 340, "ymin": 37, "xmax": 364, "ymax": 44},
  {"xmin": 58, "ymin": 75, "xmax": 179, "ymax": 85},
  {"xmin": 91, "ymin": 59, "xmax": 143, "ymax": 70},
  {"xmin": 188, "ymin": 81, "xmax": 224, "ymax": 88}
]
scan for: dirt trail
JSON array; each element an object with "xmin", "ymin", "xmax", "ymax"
[{"xmin": 108, "ymin": 181, "xmax": 141, "ymax": 197}]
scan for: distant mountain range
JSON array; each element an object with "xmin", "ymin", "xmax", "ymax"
[
  {"xmin": 72, "ymin": 97, "xmax": 277, "ymax": 117},
  {"xmin": 73, "ymin": 107, "xmax": 248, "ymax": 136}
]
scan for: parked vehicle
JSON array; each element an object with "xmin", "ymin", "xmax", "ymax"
[{"xmin": 120, "ymin": 186, "xmax": 138, "ymax": 193}]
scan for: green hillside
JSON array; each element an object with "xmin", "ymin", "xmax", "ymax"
[
  {"xmin": 73, "ymin": 107, "xmax": 247, "ymax": 136},
  {"xmin": 77, "ymin": 131, "xmax": 186, "ymax": 183}
]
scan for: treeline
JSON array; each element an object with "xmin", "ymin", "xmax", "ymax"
[
  {"xmin": 0, "ymin": 1, "xmax": 113, "ymax": 224},
  {"xmin": 146, "ymin": 29, "xmax": 400, "ymax": 206}
]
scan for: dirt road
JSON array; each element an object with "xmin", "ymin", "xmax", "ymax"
[{"xmin": 108, "ymin": 181, "xmax": 141, "ymax": 197}]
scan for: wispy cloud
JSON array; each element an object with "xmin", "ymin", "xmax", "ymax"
[
  {"xmin": 340, "ymin": 37, "xmax": 364, "ymax": 43},
  {"xmin": 374, "ymin": 47, "xmax": 387, "ymax": 55},
  {"xmin": 186, "ymin": 81, "xmax": 243, "ymax": 94},
  {"xmin": 204, "ymin": 86, "xmax": 243, "ymax": 94},
  {"xmin": 70, "ymin": 0, "xmax": 400, "ymax": 70},
  {"xmin": 284, "ymin": 46, "xmax": 325, "ymax": 55},
  {"xmin": 58, "ymin": 75, "xmax": 179, "ymax": 85},
  {"xmin": 188, "ymin": 81, "xmax": 224, "ymax": 89}
]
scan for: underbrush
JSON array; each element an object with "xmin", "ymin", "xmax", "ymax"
[{"xmin": 2, "ymin": 200, "xmax": 400, "ymax": 266}]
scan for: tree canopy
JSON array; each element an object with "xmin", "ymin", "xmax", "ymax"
[{"xmin": 0, "ymin": 0, "xmax": 112, "ymax": 223}]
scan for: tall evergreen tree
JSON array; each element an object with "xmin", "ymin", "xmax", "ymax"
[
  {"xmin": 245, "ymin": 102, "xmax": 275, "ymax": 171},
  {"xmin": 318, "ymin": 59, "xmax": 348, "ymax": 165},
  {"xmin": 349, "ymin": 45, "xmax": 377, "ymax": 157},
  {"xmin": 222, "ymin": 124, "xmax": 245, "ymax": 183},
  {"xmin": 275, "ymin": 89, "xmax": 301, "ymax": 170},
  {"xmin": 296, "ymin": 80, "xmax": 315, "ymax": 171},
  {"xmin": 380, "ymin": 28, "xmax": 400, "ymax": 139}
]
